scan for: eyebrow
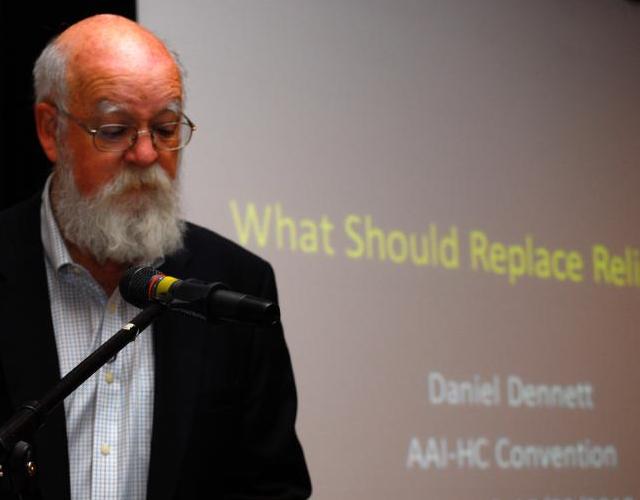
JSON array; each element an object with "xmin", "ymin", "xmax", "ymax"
[
  {"xmin": 96, "ymin": 101, "xmax": 124, "ymax": 115},
  {"xmin": 165, "ymin": 101, "xmax": 181, "ymax": 114},
  {"xmin": 95, "ymin": 100, "xmax": 183, "ymax": 117}
]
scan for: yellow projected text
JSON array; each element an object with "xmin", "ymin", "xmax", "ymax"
[
  {"xmin": 344, "ymin": 215, "xmax": 459, "ymax": 268},
  {"xmin": 228, "ymin": 200, "xmax": 640, "ymax": 288},
  {"xmin": 229, "ymin": 200, "xmax": 335, "ymax": 255},
  {"xmin": 592, "ymin": 244, "xmax": 640, "ymax": 287},
  {"xmin": 469, "ymin": 231, "xmax": 584, "ymax": 285}
]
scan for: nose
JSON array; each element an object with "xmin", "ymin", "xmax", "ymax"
[{"xmin": 123, "ymin": 129, "xmax": 159, "ymax": 167}]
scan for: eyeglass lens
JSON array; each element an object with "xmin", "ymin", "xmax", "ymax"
[{"xmin": 95, "ymin": 122, "xmax": 193, "ymax": 151}]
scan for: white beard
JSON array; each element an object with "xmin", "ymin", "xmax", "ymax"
[{"xmin": 51, "ymin": 151, "xmax": 185, "ymax": 265}]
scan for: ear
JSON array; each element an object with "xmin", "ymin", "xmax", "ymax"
[{"xmin": 34, "ymin": 102, "xmax": 60, "ymax": 163}]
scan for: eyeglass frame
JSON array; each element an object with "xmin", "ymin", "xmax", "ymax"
[{"xmin": 55, "ymin": 107, "xmax": 197, "ymax": 152}]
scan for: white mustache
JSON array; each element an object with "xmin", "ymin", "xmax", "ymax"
[{"xmin": 96, "ymin": 164, "xmax": 174, "ymax": 200}]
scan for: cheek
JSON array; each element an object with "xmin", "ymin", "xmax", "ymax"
[
  {"xmin": 58, "ymin": 128, "xmax": 121, "ymax": 197},
  {"xmin": 158, "ymin": 153, "xmax": 180, "ymax": 179},
  {"xmin": 68, "ymin": 147, "xmax": 123, "ymax": 197}
]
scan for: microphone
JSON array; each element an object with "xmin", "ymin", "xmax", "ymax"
[{"xmin": 119, "ymin": 266, "xmax": 280, "ymax": 327}]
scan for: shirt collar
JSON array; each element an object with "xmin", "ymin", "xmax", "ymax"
[{"xmin": 41, "ymin": 174, "xmax": 75, "ymax": 273}]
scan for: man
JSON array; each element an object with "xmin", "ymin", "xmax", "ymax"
[{"xmin": 0, "ymin": 14, "xmax": 311, "ymax": 500}]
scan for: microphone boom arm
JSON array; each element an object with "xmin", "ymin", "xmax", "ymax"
[{"xmin": 0, "ymin": 302, "xmax": 166, "ymax": 495}]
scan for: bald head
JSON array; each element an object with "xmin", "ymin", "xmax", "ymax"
[
  {"xmin": 58, "ymin": 14, "xmax": 164, "ymax": 52},
  {"xmin": 34, "ymin": 14, "xmax": 183, "ymax": 110}
]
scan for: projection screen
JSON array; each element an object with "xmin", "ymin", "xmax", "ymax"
[{"xmin": 139, "ymin": 1, "xmax": 640, "ymax": 498}]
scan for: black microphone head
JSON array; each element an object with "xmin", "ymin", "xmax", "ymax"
[{"xmin": 120, "ymin": 266, "xmax": 158, "ymax": 309}]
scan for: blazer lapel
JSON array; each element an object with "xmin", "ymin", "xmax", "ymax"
[
  {"xmin": 0, "ymin": 195, "xmax": 70, "ymax": 500},
  {"xmin": 146, "ymin": 249, "xmax": 208, "ymax": 500}
]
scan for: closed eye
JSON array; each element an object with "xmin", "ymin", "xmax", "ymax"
[
  {"xmin": 98, "ymin": 124, "xmax": 132, "ymax": 141},
  {"xmin": 153, "ymin": 122, "xmax": 180, "ymax": 139}
]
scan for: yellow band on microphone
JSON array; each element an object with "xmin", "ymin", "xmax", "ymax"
[{"xmin": 155, "ymin": 275, "xmax": 179, "ymax": 300}]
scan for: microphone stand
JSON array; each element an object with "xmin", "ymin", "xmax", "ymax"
[{"xmin": 0, "ymin": 302, "xmax": 166, "ymax": 495}]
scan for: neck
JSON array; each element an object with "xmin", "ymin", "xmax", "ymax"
[{"xmin": 66, "ymin": 241, "xmax": 128, "ymax": 296}]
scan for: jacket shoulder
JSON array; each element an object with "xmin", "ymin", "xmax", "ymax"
[
  {"xmin": 0, "ymin": 193, "xmax": 41, "ymax": 238},
  {"xmin": 0, "ymin": 193, "xmax": 43, "ymax": 276},
  {"xmin": 167, "ymin": 222, "xmax": 277, "ymax": 298}
]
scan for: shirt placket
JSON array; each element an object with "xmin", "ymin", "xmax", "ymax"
[{"xmin": 91, "ymin": 294, "xmax": 121, "ymax": 500}]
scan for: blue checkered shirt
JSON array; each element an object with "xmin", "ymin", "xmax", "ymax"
[{"xmin": 40, "ymin": 176, "xmax": 154, "ymax": 500}]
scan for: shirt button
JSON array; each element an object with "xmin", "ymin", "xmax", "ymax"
[
  {"xmin": 105, "ymin": 372, "xmax": 114, "ymax": 384},
  {"xmin": 100, "ymin": 444, "xmax": 111, "ymax": 456},
  {"xmin": 108, "ymin": 302, "xmax": 117, "ymax": 314}
]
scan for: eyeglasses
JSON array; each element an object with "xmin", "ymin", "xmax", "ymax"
[{"xmin": 57, "ymin": 108, "xmax": 196, "ymax": 152}]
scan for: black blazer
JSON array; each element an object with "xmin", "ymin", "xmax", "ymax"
[{"xmin": 0, "ymin": 194, "xmax": 311, "ymax": 499}]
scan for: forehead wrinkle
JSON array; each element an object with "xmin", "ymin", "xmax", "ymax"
[
  {"xmin": 68, "ymin": 71, "xmax": 182, "ymax": 120},
  {"xmin": 71, "ymin": 66, "xmax": 180, "ymax": 99}
]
